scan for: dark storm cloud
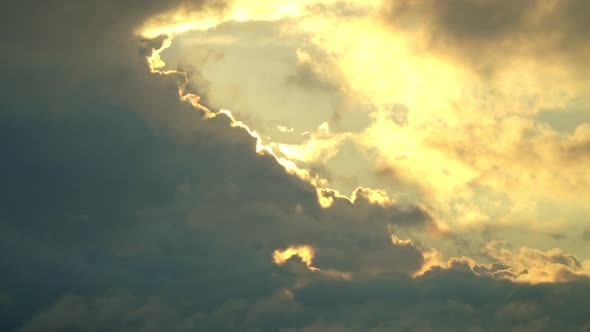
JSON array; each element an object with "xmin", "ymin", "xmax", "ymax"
[
  {"xmin": 291, "ymin": 269, "xmax": 590, "ymax": 332},
  {"xmin": 0, "ymin": 99, "xmax": 432, "ymax": 330},
  {"xmin": 2, "ymin": 1, "xmax": 590, "ymax": 331},
  {"xmin": 17, "ymin": 269, "xmax": 590, "ymax": 332}
]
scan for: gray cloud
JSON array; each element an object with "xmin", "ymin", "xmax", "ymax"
[
  {"xmin": 383, "ymin": 0, "xmax": 590, "ymax": 75},
  {"xmin": 16, "ymin": 268, "xmax": 590, "ymax": 332},
  {"xmin": 1, "ymin": 1, "xmax": 590, "ymax": 331}
]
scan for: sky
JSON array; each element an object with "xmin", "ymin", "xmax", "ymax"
[{"xmin": 1, "ymin": 0, "xmax": 590, "ymax": 331}]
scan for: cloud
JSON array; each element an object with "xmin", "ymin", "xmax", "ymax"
[
  {"xmin": 16, "ymin": 271, "xmax": 590, "ymax": 332},
  {"xmin": 482, "ymin": 241, "xmax": 590, "ymax": 284},
  {"xmin": 333, "ymin": 0, "xmax": 590, "ymax": 235},
  {"xmin": 1, "ymin": 1, "xmax": 590, "ymax": 331},
  {"xmin": 382, "ymin": 0, "xmax": 590, "ymax": 75}
]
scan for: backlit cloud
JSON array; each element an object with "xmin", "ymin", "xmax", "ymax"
[{"xmin": 2, "ymin": 1, "xmax": 590, "ymax": 331}]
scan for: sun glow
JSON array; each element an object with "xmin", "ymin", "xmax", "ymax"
[
  {"xmin": 139, "ymin": 0, "xmax": 590, "ymax": 282},
  {"xmin": 141, "ymin": 6, "xmax": 397, "ymax": 210}
]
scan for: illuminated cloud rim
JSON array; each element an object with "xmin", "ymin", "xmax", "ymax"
[{"xmin": 139, "ymin": 1, "xmax": 590, "ymax": 285}]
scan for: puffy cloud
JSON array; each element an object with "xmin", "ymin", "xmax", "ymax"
[
  {"xmin": 482, "ymin": 241, "xmax": 590, "ymax": 284},
  {"xmin": 416, "ymin": 241, "xmax": 590, "ymax": 285}
]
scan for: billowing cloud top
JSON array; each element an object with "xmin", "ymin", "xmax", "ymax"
[{"xmin": 1, "ymin": 1, "xmax": 590, "ymax": 331}]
